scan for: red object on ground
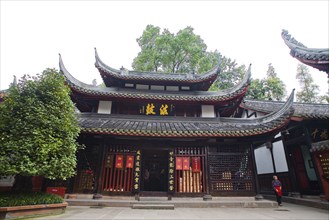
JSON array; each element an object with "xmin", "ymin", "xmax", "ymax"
[{"xmin": 46, "ymin": 187, "xmax": 66, "ymax": 198}]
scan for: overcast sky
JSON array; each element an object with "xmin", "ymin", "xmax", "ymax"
[{"xmin": 1, "ymin": 1, "xmax": 328, "ymax": 97}]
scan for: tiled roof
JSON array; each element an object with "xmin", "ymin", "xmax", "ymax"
[
  {"xmin": 241, "ymin": 99, "xmax": 329, "ymax": 119},
  {"xmin": 77, "ymin": 90, "xmax": 295, "ymax": 138},
  {"xmin": 281, "ymin": 29, "xmax": 329, "ymax": 74},
  {"xmin": 59, "ymin": 54, "xmax": 251, "ymax": 104},
  {"xmin": 310, "ymin": 140, "xmax": 329, "ymax": 152},
  {"xmin": 94, "ymin": 48, "xmax": 220, "ymax": 90}
]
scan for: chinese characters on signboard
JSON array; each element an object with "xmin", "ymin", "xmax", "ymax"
[
  {"xmin": 310, "ymin": 127, "xmax": 328, "ymax": 142},
  {"xmin": 168, "ymin": 150, "xmax": 175, "ymax": 193},
  {"xmin": 133, "ymin": 150, "xmax": 141, "ymax": 193},
  {"xmin": 140, "ymin": 103, "xmax": 175, "ymax": 116},
  {"xmin": 320, "ymin": 154, "xmax": 329, "ymax": 179}
]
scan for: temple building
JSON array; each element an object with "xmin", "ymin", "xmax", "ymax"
[
  {"xmin": 58, "ymin": 49, "xmax": 296, "ymax": 198},
  {"xmin": 1, "ymin": 31, "xmax": 328, "ymax": 200}
]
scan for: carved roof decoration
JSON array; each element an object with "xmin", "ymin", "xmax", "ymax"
[
  {"xmin": 281, "ymin": 29, "xmax": 329, "ymax": 74},
  {"xmin": 59, "ymin": 54, "xmax": 251, "ymax": 105},
  {"xmin": 94, "ymin": 48, "xmax": 220, "ymax": 90},
  {"xmin": 241, "ymin": 99, "xmax": 329, "ymax": 120},
  {"xmin": 77, "ymin": 90, "xmax": 295, "ymax": 138}
]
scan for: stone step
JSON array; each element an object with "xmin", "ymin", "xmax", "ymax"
[
  {"xmin": 132, "ymin": 204, "xmax": 175, "ymax": 210},
  {"xmin": 138, "ymin": 196, "xmax": 169, "ymax": 201}
]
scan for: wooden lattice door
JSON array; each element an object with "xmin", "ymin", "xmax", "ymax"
[
  {"xmin": 101, "ymin": 146, "xmax": 136, "ymax": 193},
  {"xmin": 208, "ymin": 144, "xmax": 255, "ymax": 195},
  {"xmin": 174, "ymin": 147, "xmax": 206, "ymax": 193}
]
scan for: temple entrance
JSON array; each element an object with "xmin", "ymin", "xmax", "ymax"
[{"xmin": 141, "ymin": 149, "xmax": 168, "ymax": 192}]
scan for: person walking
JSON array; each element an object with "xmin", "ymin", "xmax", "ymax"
[{"xmin": 272, "ymin": 175, "xmax": 283, "ymax": 206}]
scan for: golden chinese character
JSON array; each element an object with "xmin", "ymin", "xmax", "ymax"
[
  {"xmin": 134, "ymin": 184, "xmax": 139, "ymax": 189},
  {"xmin": 160, "ymin": 104, "xmax": 169, "ymax": 115},
  {"xmin": 135, "ymin": 167, "xmax": 140, "ymax": 172},
  {"xmin": 136, "ymin": 155, "xmax": 140, "ymax": 160},
  {"xmin": 169, "ymin": 162, "xmax": 174, "ymax": 168},
  {"xmin": 137, "ymin": 150, "xmax": 141, "ymax": 155},
  {"xmin": 170, "ymin": 175, "xmax": 174, "ymax": 179},
  {"xmin": 169, "ymin": 169, "xmax": 174, "ymax": 174},
  {"xmin": 311, "ymin": 128, "xmax": 319, "ymax": 139},
  {"xmin": 169, "ymin": 152, "xmax": 174, "ymax": 156},
  {"xmin": 169, "ymin": 180, "xmax": 174, "ymax": 184},
  {"xmin": 135, "ymin": 177, "xmax": 139, "ymax": 182},
  {"xmin": 136, "ymin": 161, "xmax": 140, "ymax": 167},
  {"xmin": 169, "ymin": 186, "xmax": 174, "ymax": 191},
  {"xmin": 320, "ymin": 129, "xmax": 328, "ymax": 140},
  {"xmin": 135, "ymin": 172, "xmax": 140, "ymax": 177},
  {"xmin": 146, "ymin": 103, "xmax": 156, "ymax": 115}
]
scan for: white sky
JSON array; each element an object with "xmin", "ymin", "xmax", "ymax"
[{"xmin": 1, "ymin": 1, "xmax": 328, "ymax": 97}]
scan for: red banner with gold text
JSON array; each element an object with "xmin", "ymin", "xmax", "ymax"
[
  {"xmin": 192, "ymin": 157, "xmax": 200, "ymax": 172},
  {"xmin": 176, "ymin": 157, "xmax": 183, "ymax": 170},
  {"xmin": 126, "ymin": 155, "xmax": 134, "ymax": 168},
  {"xmin": 183, "ymin": 157, "xmax": 190, "ymax": 170},
  {"xmin": 115, "ymin": 154, "xmax": 123, "ymax": 169}
]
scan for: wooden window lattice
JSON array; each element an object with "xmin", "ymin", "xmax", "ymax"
[
  {"xmin": 174, "ymin": 147, "xmax": 206, "ymax": 193},
  {"xmin": 101, "ymin": 146, "xmax": 136, "ymax": 192},
  {"xmin": 208, "ymin": 145, "xmax": 254, "ymax": 193}
]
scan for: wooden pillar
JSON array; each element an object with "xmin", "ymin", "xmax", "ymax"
[
  {"xmin": 204, "ymin": 145, "xmax": 210, "ymax": 195},
  {"xmin": 94, "ymin": 142, "xmax": 106, "ymax": 198},
  {"xmin": 250, "ymin": 144, "xmax": 260, "ymax": 195}
]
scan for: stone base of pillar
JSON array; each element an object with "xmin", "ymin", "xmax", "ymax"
[
  {"xmin": 254, "ymin": 194, "xmax": 264, "ymax": 200},
  {"xmin": 93, "ymin": 194, "xmax": 103, "ymax": 199},
  {"xmin": 203, "ymin": 194, "xmax": 212, "ymax": 201}
]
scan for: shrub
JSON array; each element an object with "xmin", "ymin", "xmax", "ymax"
[{"xmin": 0, "ymin": 191, "xmax": 63, "ymax": 207}]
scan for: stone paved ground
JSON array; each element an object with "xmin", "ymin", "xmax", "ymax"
[{"xmin": 31, "ymin": 202, "xmax": 329, "ymax": 220}]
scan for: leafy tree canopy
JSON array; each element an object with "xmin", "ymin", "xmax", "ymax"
[
  {"xmin": 246, "ymin": 63, "xmax": 286, "ymax": 101},
  {"xmin": 132, "ymin": 25, "xmax": 247, "ymax": 90},
  {"xmin": 0, "ymin": 69, "xmax": 80, "ymax": 180},
  {"xmin": 295, "ymin": 64, "xmax": 322, "ymax": 103}
]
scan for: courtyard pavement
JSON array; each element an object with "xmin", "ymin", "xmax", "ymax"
[{"xmin": 31, "ymin": 202, "xmax": 329, "ymax": 220}]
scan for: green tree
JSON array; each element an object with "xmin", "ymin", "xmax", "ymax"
[
  {"xmin": 296, "ymin": 64, "xmax": 321, "ymax": 103},
  {"xmin": 132, "ymin": 25, "xmax": 246, "ymax": 90},
  {"xmin": 246, "ymin": 78, "xmax": 267, "ymax": 100},
  {"xmin": 246, "ymin": 63, "xmax": 286, "ymax": 100},
  {"xmin": 0, "ymin": 69, "xmax": 80, "ymax": 180}
]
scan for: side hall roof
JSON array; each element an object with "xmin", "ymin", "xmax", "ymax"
[
  {"xmin": 77, "ymin": 90, "xmax": 295, "ymax": 138},
  {"xmin": 281, "ymin": 29, "xmax": 329, "ymax": 75},
  {"xmin": 95, "ymin": 48, "xmax": 220, "ymax": 90},
  {"xmin": 59, "ymin": 54, "xmax": 251, "ymax": 105},
  {"xmin": 241, "ymin": 99, "xmax": 329, "ymax": 120}
]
